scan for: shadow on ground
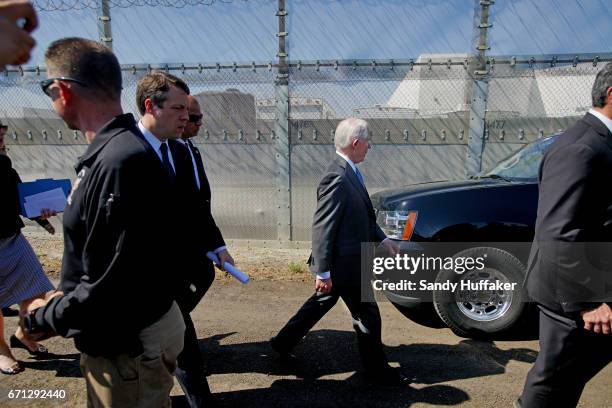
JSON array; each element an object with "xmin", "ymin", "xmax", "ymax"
[
  {"xmin": 10, "ymin": 326, "xmax": 537, "ymax": 407},
  {"xmin": 17, "ymin": 352, "xmax": 81, "ymax": 378},
  {"xmin": 185, "ymin": 329, "xmax": 537, "ymax": 407}
]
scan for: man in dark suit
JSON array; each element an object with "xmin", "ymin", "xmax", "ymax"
[
  {"xmin": 137, "ymin": 78, "xmax": 233, "ymax": 407},
  {"xmin": 270, "ymin": 117, "xmax": 404, "ymax": 386},
  {"xmin": 179, "ymin": 95, "xmax": 234, "ymax": 290},
  {"xmin": 517, "ymin": 62, "xmax": 612, "ymax": 407},
  {"xmin": 172, "ymin": 95, "xmax": 234, "ymax": 407},
  {"xmin": 24, "ymin": 38, "xmax": 188, "ymax": 407}
]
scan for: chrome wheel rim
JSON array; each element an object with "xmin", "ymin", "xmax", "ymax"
[{"xmin": 455, "ymin": 268, "xmax": 513, "ymax": 322}]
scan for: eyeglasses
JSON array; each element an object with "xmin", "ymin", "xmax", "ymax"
[
  {"xmin": 188, "ymin": 113, "xmax": 203, "ymax": 123},
  {"xmin": 40, "ymin": 77, "xmax": 88, "ymax": 97}
]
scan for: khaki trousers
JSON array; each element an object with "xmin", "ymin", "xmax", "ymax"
[{"xmin": 80, "ymin": 302, "xmax": 185, "ymax": 408}]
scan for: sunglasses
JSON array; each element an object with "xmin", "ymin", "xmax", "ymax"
[
  {"xmin": 40, "ymin": 77, "xmax": 88, "ymax": 96},
  {"xmin": 188, "ymin": 113, "xmax": 203, "ymax": 123}
]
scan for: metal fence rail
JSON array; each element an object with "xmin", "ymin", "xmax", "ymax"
[{"xmin": 1, "ymin": 54, "xmax": 611, "ymax": 241}]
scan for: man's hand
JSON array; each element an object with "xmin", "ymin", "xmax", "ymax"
[
  {"xmin": 25, "ymin": 290, "xmax": 63, "ymax": 314},
  {"xmin": 26, "ymin": 298, "xmax": 46, "ymax": 314},
  {"xmin": 381, "ymin": 238, "xmax": 400, "ymax": 256},
  {"xmin": 315, "ymin": 277, "xmax": 332, "ymax": 294},
  {"xmin": 45, "ymin": 290, "xmax": 63, "ymax": 301},
  {"xmin": 0, "ymin": 0, "xmax": 38, "ymax": 69},
  {"xmin": 21, "ymin": 292, "xmax": 62, "ymax": 341},
  {"xmin": 581, "ymin": 303, "xmax": 612, "ymax": 334},
  {"xmin": 217, "ymin": 249, "xmax": 235, "ymax": 271}
]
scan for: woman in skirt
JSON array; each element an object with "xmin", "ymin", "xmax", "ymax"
[{"xmin": 0, "ymin": 126, "xmax": 56, "ymax": 374}]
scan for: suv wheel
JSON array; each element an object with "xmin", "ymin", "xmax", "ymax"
[{"xmin": 433, "ymin": 247, "xmax": 527, "ymax": 338}]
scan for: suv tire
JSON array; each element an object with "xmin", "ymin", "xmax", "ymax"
[{"xmin": 433, "ymin": 247, "xmax": 527, "ymax": 338}]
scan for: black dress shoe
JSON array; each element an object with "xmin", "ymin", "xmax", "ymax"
[
  {"xmin": 270, "ymin": 336, "xmax": 297, "ymax": 361},
  {"xmin": 9, "ymin": 335, "xmax": 49, "ymax": 357},
  {"xmin": 366, "ymin": 368, "xmax": 410, "ymax": 387},
  {"xmin": 1, "ymin": 307, "xmax": 19, "ymax": 317}
]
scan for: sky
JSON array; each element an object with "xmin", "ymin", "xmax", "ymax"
[{"xmin": 25, "ymin": 0, "xmax": 612, "ymax": 66}]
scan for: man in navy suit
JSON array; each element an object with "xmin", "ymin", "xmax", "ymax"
[{"xmin": 517, "ymin": 62, "xmax": 612, "ymax": 407}]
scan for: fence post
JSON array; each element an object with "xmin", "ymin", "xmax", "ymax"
[
  {"xmin": 466, "ymin": 0, "xmax": 493, "ymax": 177},
  {"xmin": 275, "ymin": 0, "xmax": 292, "ymax": 241},
  {"xmin": 97, "ymin": 0, "xmax": 113, "ymax": 50}
]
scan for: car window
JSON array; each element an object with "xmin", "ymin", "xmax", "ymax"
[{"xmin": 480, "ymin": 135, "xmax": 559, "ymax": 181}]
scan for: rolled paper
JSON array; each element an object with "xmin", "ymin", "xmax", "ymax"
[{"xmin": 206, "ymin": 252, "xmax": 250, "ymax": 284}]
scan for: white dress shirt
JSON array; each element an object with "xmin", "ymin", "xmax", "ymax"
[{"xmin": 588, "ymin": 109, "xmax": 612, "ymax": 135}]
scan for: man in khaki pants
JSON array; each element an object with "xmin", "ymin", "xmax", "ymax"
[{"xmin": 23, "ymin": 37, "xmax": 190, "ymax": 407}]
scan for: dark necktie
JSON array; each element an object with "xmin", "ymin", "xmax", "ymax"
[
  {"xmin": 159, "ymin": 143, "xmax": 176, "ymax": 179},
  {"xmin": 355, "ymin": 167, "xmax": 365, "ymax": 188}
]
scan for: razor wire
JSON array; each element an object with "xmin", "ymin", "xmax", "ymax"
[{"xmin": 33, "ymin": 0, "xmax": 249, "ymax": 11}]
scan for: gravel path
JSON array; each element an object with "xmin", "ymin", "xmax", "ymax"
[{"xmin": 0, "ymin": 228, "xmax": 609, "ymax": 407}]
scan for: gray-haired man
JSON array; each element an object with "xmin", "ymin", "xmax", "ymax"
[{"xmin": 271, "ymin": 118, "xmax": 405, "ymax": 386}]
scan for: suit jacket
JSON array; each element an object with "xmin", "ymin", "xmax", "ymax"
[
  {"xmin": 184, "ymin": 139, "xmax": 225, "ymax": 251},
  {"xmin": 169, "ymin": 139, "xmax": 222, "ymax": 311},
  {"xmin": 526, "ymin": 112, "xmax": 612, "ymax": 315},
  {"xmin": 309, "ymin": 155, "xmax": 386, "ymax": 286},
  {"xmin": 168, "ymin": 140, "xmax": 211, "ymax": 251}
]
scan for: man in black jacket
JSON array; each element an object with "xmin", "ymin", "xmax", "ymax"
[
  {"xmin": 517, "ymin": 62, "xmax": 612, "ymax": 407},
  {"xmin": 24, "ymin": 38, "xmax": 188, "ymax": 407},
  {"xmin": 176, "ymin": 95, "xmax": 234, "ymax": 309},
  {"xmin": 270, "ymin": 118, "xmax": 404, "ymax": 386}
]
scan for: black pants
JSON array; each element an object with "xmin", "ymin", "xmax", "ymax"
[
  {"xmin": 273, "ymin": 285, "xmax": 390, "ymax": 374},
  {"xmin": 175, "ymin": 261, "xmax": 216, "ymax": 408},
  {"xmin": 519, "ymin": 306, "xmax": 612, "ymax": 408}
]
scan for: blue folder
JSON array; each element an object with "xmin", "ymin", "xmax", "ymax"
[{"xmin": 17, "ymin": 178, "xmax": 72, "ymax": 216}]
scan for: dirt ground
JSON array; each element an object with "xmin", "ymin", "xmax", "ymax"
[{"xmin": 0, "ymin": 229, "xmax": 610, "ymax": 407}]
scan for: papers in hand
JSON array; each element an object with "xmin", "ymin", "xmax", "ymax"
[
  {"xmin": 206, "ymin": 252, "xmax": 250, "ymax": 284},
  {"xmin": 23, "ymin": 187, "xmax": 67, "ymax": 218}
]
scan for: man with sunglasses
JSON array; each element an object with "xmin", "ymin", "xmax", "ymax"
[
  {"xmin": 179, "ymin": 95, "xmax": 234, "ymax": 282},
  {"xmin": 170, "ymin": 95, "xmax": 235, "ymax": 407},
  {"xmin": 23, "ymin": 38, "xmax": 189, "ymax": 407}
]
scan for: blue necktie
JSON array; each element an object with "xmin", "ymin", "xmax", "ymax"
[
  {"xmin": 355, "ymin": 167, "xmax": 365, "ymax": 188},
  {"xmin": 159, "ymin": 143, "xmax": 176, "ymax": 179}
]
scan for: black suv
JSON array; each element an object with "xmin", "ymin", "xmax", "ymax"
[{"xmin": 371, "ymin": 134, "xmax": 559, "ymax": 338}]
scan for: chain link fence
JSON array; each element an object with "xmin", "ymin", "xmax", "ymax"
[{"xmin": 1, "ymin": 55, "xmax": 609, "ymax": 241}]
